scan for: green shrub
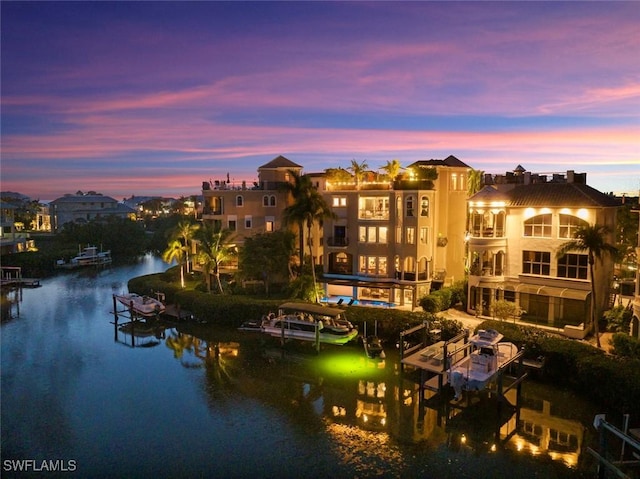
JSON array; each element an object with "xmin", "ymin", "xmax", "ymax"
[
  {"xmin": 419, "ymin": 295, "xmax": 441, "ymax": 313},
  {"xmin": 611, "ymin": 333, "xmax": 640, "ymax": 359}
]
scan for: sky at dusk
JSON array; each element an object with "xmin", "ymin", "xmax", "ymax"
[{"xmin": 1, "ymin": 1, "xmax": 639, "ymax": 202}]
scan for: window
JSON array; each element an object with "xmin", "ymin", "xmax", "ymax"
[
  {"xmin": 332, "ymin": 196, "xmax": 347, "ymax": 207},
  {"xmin": 450, "ymin": 173, "xmax": 465, "ymax": 191},
  {"xmin": 522, "ymin": 250, "xmax": 550, "ymax": 275},
  {"xmin": 406, "ymin": 196, "xmax": 414, "ymax": 217},
  {"xmin": 406, "ymin": 227, "xmax": 415, "ymax": 244},
  {"xmin": 396, "ymin": 227, "xmax": 402, "ymax": 244},
  {"xmin": 236, "ymin": 195, "xmax": 244, "ymax": 207},
  {"xmin": 270, "ymin": 195, "xmax": 276, "ymax": 206},
  {"xmin": 358, "ymin": 197, "xmax": 389, "ymax": 219},
  {"xmin": 559, "ymin": 214, "xmax": 587, "ymax": 239},
  {"xmin": 359, "ymin": 226, "xmax": 388, "ymax": 243},
  {"xmin": 263, "ymin": 195, "xmax": 276, "ymax": 207},
  {"xmin": 358, "ymin": 255, "xmax": 387, "ymax": 275},
  {"xmin": 420, "ymin": 227, "xmax": 428, "ymax": 244},
  {"xmin": 244, "ymin": 215, "xmax": 252, "ymax": 229},
  {"xmin": 524, "ymin": 214, "xmax": 552, "ymax": 237},
  {"xmin": 228, "ymin": 215, "xmax": 237, "ymax": 231},
  {"xmin": 265, "ymin": 216, "xmax": 275, "ymax": 232},
  {"xmin": 558, "ymin": 253, "xmax": 588, "ymax": 279},
  {"xmin": 420, "ymin": 196, "xmax": 429, "ymax": 216}
]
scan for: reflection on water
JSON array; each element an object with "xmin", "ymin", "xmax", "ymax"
[{"xmin": 1, "ymin": 257, "xmax": 598, "ymax": 478}]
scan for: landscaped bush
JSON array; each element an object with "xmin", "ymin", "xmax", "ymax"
[
  {"xmin": 611, "ymin": 332, "xmax": 640, "ymax": 359},
  {"xmin": 418, "ymin": 281, "xmax": 468, "ymax": 313}
]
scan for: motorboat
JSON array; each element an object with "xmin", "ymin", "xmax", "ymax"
[
  {"xmin": 260, "ymin": 302, "xmax": 358, "ymax": 345},
  {"xmin": 56, "ymin": 245, "xmax": 112, "ymax": 268},
  {"xmin": 449, "ymin": 329, "xmax": 519, "ymax": 400},
  {"xmin": 362, "ymin": 321, "xmax": 385, "ymax": 359},
  {"xmin": 115, "ymin": 293, "xmax": 166, "ymax": 317}
]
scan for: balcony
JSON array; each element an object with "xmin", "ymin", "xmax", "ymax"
[{"xmin": 327, "ymin": 237, "xmax": 349, "ymax": 247}]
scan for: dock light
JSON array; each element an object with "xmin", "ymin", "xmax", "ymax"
[
  {"xmin": 490, "ymin": 444, "xmax": 497, "ymax": 452},
  {"xmin": 460, "ymin": 434, "xmax": 467, "ymax": 444}
]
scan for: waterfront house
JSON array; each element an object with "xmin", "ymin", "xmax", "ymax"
[{"xmin": 49, "ymin": 193, "xmax": 135, "ymax": 232}]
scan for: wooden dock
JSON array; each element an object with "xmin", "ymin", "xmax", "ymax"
[{"xmin": 1, "ymin": 266, "xmax": 40, "ymax": 288}]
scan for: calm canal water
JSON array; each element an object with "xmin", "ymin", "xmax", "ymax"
[{"xmin": 1, "ymin": 255, "xmax": 601, "ymax": 478}]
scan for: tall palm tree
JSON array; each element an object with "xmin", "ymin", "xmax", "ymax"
[
  {"xmin": 557, "ymin": 224, "xmax": 617, "ymax": 348},
  {"xmin": 281, "ymin": 170, "xmax": 336, "ymax": 302},
  {"xmin": 348, "ymin": 159, "xmax": 369, "ymax": 189},
  {"xmin": 195, "ymin": 222, "xmax": 237, "ymax": 294},
  {"xmin": 380, "ymin": 159, "xmax": 402, "ymax": 182},
  {"xmin": 162, "ymin": 239, "xmax": 186, "ymax": 288},
  {"xmin": 171, "ymin": 220, "xmax": 200, "ymax": 272}
]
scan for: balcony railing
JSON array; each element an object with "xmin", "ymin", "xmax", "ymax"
[{"xmin": 327, "ymin": 237, "xmax": 349, "ymax": 247}]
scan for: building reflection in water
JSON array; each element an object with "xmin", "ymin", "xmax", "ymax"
[{"xmin": 152, "ymin": 327, "xmax": 584, "ymax": 470}]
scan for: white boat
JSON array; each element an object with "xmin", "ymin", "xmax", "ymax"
[
  {"xmin": 57, "ymin": 245, "xmax": 112, "ymax": 268},
  {"xmin": 260, "ymin": 302, "xmax": 358, "ymax": 345},
  {"xmin": 115, "ymin": 293, "xmax": 166, "ymax": 317},
  {"xmin": 448, "ymin": 329, "xmax": 518, "ymax": 400}
]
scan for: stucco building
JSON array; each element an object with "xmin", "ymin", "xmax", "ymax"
[
  {"xmin": 466, "ymin": 167, "xmax": 621, "ymax": 337},
  {"xmin": 49, "ymin": 193, "xmax": 135, "ymax": 232}
]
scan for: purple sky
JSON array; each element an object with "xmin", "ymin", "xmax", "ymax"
[{"xmin": 1, "ymin": 1, "xmax": 638, "ymax": 201}]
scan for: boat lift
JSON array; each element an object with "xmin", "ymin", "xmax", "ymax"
[{"xmin": 399, "ymin": 322, "xmax": 527, "ymax": 407}]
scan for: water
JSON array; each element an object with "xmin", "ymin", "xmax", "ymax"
[{"xmin": 1, "ymin": 255, "xmax": 600, "ymax": 478}]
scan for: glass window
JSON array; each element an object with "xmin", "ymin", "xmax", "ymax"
[
  {"xmin": 236, "ymin": 195, "xmax": 244, "ymax": 207},
  {"xmin": 406, "ymin": 227, "xmax": 415, "ymax": 244},
  {"xmin": 522, "ymin": 250, "xmax": 550, "ymax": 275},
  {"xmin": 557, "ymin": 253, "xmax": 588, "ymax": 279},
  {"xmin": 244, "ymin": 215, "xmax": 252, "ymax": 229},
  {"xmin": 367, "ymin": 226, "xmax": 377, "ymax": 243},
  {"xmin": 263, "ymin": 195, "xmax": 269, "ymax": 207},
  {"xmin": 559, "ymin": 214, "xmax": 588, "ymax": 239},
  {"xmin": 379, "ymin": 227, "xmax": 388, "ymax": 244},
  {"xmin": 359, "ymin": 226, "xmax": 367, "ymax": 242},
  {"xmin": 524, "ymin": 214, "xmax": 552, "ymax": 237},
  {"xmin": 420, "ymin": 227, "xmax": 428, "ymax": 244},
  {"xmin": 420, "ymin": 196, "xmax": 429, "ymax": 216},
  {"xmin": 332, "ymin": 196, "xmax": 347, "ymax": 207},
  {"xmin": 406, "ymin": 196, "xmax": 414, "ymax": 217},
  {"xmin": 270, "ymin": 195, "xmax": 276, "ymax": 207}
]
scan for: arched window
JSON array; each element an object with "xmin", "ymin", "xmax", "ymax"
[
  {"xmin": 236, "ymin": 195, "xmax": 244, "ymax": 207},
  {"xmin": 406, "ymin": 196, "xmax": 414, "ymax": 217},
  {"xmin": 559, "ymin": 214, "xmax": 588, "ymax": 239},
  {"xmin": 262, "ymin": 195, "xmax": 269, "ymax": 207},
  {"xmin": 420, "ymin": 196, "xmax": 429, "ymax": 216},
  {"xmin": 524, "ymin": 214, "xmax": 551, "ymax": 237},
  {"xmin": 270, "ymin": 195, "xmax": 276, "ymax": 206}
]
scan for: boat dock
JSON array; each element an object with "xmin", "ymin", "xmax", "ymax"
[
  {"xmin": 1, "ymin": 266, "xmax": 41, "ymax": 288},
  {"xmin": 399, "ymin": 322, "xmax": 526, "ymax": 403}
]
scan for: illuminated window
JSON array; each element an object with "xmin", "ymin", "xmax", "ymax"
[
  {"xmin": 406, "ymin": 227, "xmax": 415, "ymax": 244},
  {"xmin": 524, "ymin": 214, "xmax": 552, "ymax": 237},
  {"xmin": 332, "ymin": 196, "xmax": 347, "ymax": 207},
  {"xmin": 522, "ymin": 250, "xmax": 550, "ymax": 275},
  {"xmin": 420, "ymin": 227, "xmax": 428, "ymax": 244},
  {"xmin": 559, "ymin": 214, "xmax": 588, "ymax": 239},
  {"xmin": 265, "ymin": 216, "xmax": 275, "ymax": 232}
]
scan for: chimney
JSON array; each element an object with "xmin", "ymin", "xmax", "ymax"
[
  {"xmin": 567, "ymin": 170, "xmax": 575, "ymax": 183},
  {"xmin": 524, "ymin": 171, "xmax": 531, "ymax": 185}
]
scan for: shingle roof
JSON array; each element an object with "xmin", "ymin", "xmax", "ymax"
[
  {"xmin": 51, "ymin": 194, "xmax": 118, "ymax": 204},
  {"xmin": 259, "ymin": 155, "xmax": 302, "ymax": 169},
  {"xmin": 469, "ymin": 185, "xmax": 510, "ymax": 203},
  {"xmin": 506, "ymin": 182, "xmax": 621, "ymax": 208}
]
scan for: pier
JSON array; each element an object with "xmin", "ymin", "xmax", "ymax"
[{"xmin": 1, "ymin": 266, "xmax": 40, "ymax": 288}]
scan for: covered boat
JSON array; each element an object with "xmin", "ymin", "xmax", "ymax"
[{"xmin": 260, "ymin": 302, "xmax": 358, "ymax": 345}]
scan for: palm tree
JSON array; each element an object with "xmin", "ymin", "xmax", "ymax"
[
  {"xmin": 195, "ymin": 222, "xmax": 237, "ymax": 294},
  {"xmin": 171, "ymin": 220, "xmax": 199, "ymax": 272},
  {"xmin": 380, "ymin": 159, "xmax": 402, "ymax": 182},
  {"xmin": 162, "ymin": 239, "xmax": 186, "ymax": 288},
  {"xmin": 348, "ymin": 159, "xmax": 369, "ymax": 189},
  {"xmin": 281, "ymin": 170, "xmax": 336, "ymax": 302},
  {"xmin": 557, "ymin": 224, "xmax": 617, "ymax": 348},
  {"xmin": 467, "ymin": 169, "xmax": 485, "ymax": 196}
]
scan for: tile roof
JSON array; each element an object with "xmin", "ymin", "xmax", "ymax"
[
  {"xmin": 408, "ymin": 155, "xmax": 470, "ymax": 169},
  {"xmin": 51, "ymin": 194, "xmax": 118, "ymax": 204},
  {"xmin": 506, "ymin": 182, "xmax": 621, "ymax": 208},
  {"xmin": 259, "ymin": 155, "xmax": 302, "ymax": 169}
]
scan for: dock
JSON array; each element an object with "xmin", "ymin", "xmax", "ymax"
[{"xmin": 1, "ymin": 266, "xmax": 41, "ymax": 288}]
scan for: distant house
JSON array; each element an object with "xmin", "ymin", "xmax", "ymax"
[
  {"xmin": 0, "ymin": 200, "xmax": 34, "ymax": 254},
  {"xmin": 49, "ymin": 193, "xmax": 135, "ymax": 232}
]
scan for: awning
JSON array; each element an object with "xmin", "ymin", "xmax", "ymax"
[{"xmin": 514, "ymin": 284, "xmax": 590, "ymax": 300}]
